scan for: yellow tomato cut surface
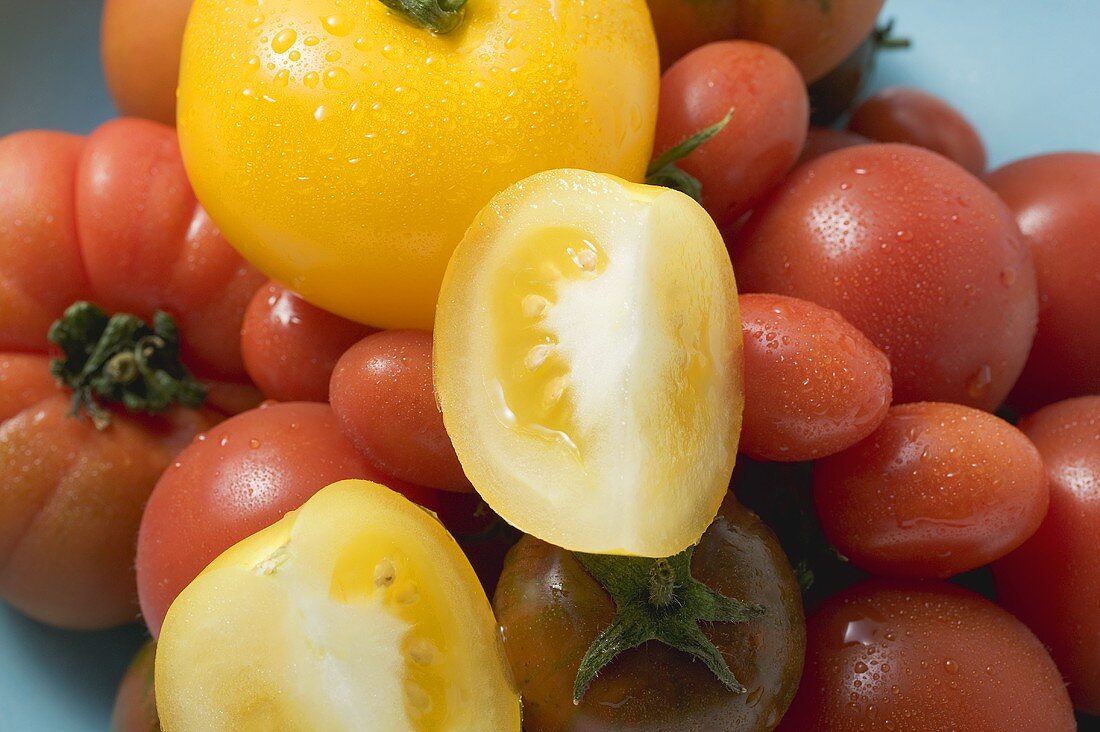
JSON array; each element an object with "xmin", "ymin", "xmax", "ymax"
[
  {"xmin": 155, "ymin": 480, "xmax": 521, "ymax": 731},
  {"xmin": 434, "ymin": 170, "xmax": 744, "ymax": 557},
  {"xmin": 177, "ymin": 0, "xmax": 659, "ymax": 329}
]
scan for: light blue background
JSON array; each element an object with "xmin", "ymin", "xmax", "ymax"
[{"xmin": 0, "ymin": 1, "xmax": 1098, "ymax": 729}]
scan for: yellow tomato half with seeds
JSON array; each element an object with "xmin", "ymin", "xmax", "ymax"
[
  {"xmin": 178, "ymin": 0, "xmax": 659, "ymax": 329},
  {"xmin": 435, "ymin": 169, "xmax": 744, "ymax": 558},
  {"xmin": 155, "ymin": 479, "xmax": 521, "ymax": 731}
]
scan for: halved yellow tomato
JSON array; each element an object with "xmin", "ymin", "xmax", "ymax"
[
  {"xmin": 434, "ymin": 170, "xmax": 744, "ymax": 558},
  {"xmin": 155, "ymin": 480, "xmax": 521, "ymax": 731}
]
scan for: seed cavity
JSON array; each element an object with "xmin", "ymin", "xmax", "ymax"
[{"xmin": 373, "ymin": 559, "xmax": 396, "ymax": 588}]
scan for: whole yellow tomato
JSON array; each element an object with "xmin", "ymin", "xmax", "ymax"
[{"xmin": 178, "ymin": 0, "xmax": 659, "ymax": 328}]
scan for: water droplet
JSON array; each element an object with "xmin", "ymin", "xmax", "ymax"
[
  {"xmin": 271, "ymin": 28, "xmax": 297, "ymax": 54},
  {"xmin": 354, "ymin": 37, "xmax": 369, "ymax": 51},
  {"xmin": 944, "ymin": 659, "xmax": 959, "ymax": 674},
  {"xmin": 303, "ymin": 35, "xmax": 320, "ymax": 47},
  {"xmin": 1000, "ymin": 268, "xmax": 1018, "ymax": 286},
  {"xmin": 248, "ymin": 14, "xmax": 265, "ymax": 28},
  {"xmin": 323, "ymin": 67, "xmax": 350, "ymax": 90},
  {"xmin": 246, "ymin": 56, "xmax": 260, "ymax": 72},
  {"xmin": 313, "ymin": 104, "xmax": 327, "ymax": 121},
  {"xmin": 289, "ymin": 50, "xmax": 301, "ymax": 62},
  {"xmin": 965, "ymin": 365, "xmax": 992, "ymax": 399},
  {"xmin": 249, "ymin": 438, "xmax": 261, "ymax": 449},
  {"xmin": 896, "ymin": 229, "xmax": 914, "ymax": 242},
  {"xmin": 854, "ymin": 660, "xmax": 870, "ymax": 673},
  {"xmin": 273, "ymin": 69, "xmax": 290, "ymax": 87},
  {"xmin": 304, "ymin": 71, "xmax": 320, "ymax": 89},
  {"xmin": 321, "ymin": 13, "xmax": 354, "ymax": 36}
]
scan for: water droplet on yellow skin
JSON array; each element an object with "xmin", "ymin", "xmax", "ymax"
[
  {"xmin": 321, "ymin": 13, "xmax": 354, "ymax": 37},
  {"xmin": 304, "ymin": 71, "xmax": 320, "ymax": 89},
  {"xmin": 304, "ymin": 35, "xmax": 320, "ymax": 47},
  {"xmin": 289, "ymin": 49, "xmax": 301, "ymax": 62},
  {"xmin": 271, "ymin": 28, "xmax": 296, "ymax": 54},
  {"xmin": 273, "ymin": 69, "xmax": 290, "ymax": 87},
  {"xmin": 323, "ymin": 67, "xmax": 350, "ymax": 90}
]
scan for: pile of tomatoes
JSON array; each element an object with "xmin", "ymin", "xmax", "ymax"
[{"xmin": 2, "ymin": 0, "xmax": 1098, "ymax": 730}]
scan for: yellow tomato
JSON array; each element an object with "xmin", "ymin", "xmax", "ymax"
[
  {"xmin": 178, "ymin": 0, "xmax": 659, "ymax": 329},
  {"xmin": 155, "ymin": 479, "xmax": 521, "ymax": 731},
  {"xmin": 434, "ymin": 170, "xmax": 744, "ymax": 557}
]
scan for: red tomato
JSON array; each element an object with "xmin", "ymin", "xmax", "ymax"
[
  {"xmin": 241, "ymin": 281, "xmax": 375, "ymax": 402},
  {"xmin": 986, "ymin": 153, "xmax": 1100, "ymax": 411},
  {"xmin": 813, "ymin": 402, "xmax": 1048, "ymax": 578},
  {"xmin": 330, "ymin": 331, "xmax": 470, "ymax": 492},
  {"xmin": 731, "ymin": 143, "xmax": 1038, "ymax": 410},
  {"xmin": 993, "ymin": 396, "xmax": 1100, "ymax": 714},
  {"xmin": 848, "ymin": 87, "xmax": 987, "ymax": 175},
  {"xmin": 110, "ymin": 640, "xmax": 159, "ymax": 732},
  {"xmin": 778, "ymin": 579, "xmax": 1075, "ymax": 731},
  {"xmin": 739, "ymin": 293, "xmax": 891, "ymax": 461},
  {"xmin": 654, "ymin": 41, "xmax": 808, "ymax": 227},
  {"xmin": 100, "ymin": 0, "xmax": 193, "ymax": 125},
  {"xmin": 135, "ymin": 401, "xmax": 436, "ymax": 637},
  {"xmin": 646, "ymin": 0, "xmax": 884, "ymax": 82},
  {"xmin": 0, "ymin": 354, "xmax": 58, "ymax": 422},
  {"xmin": 797, "ymin": 127, "xmax": 870, "ymax": 167}
]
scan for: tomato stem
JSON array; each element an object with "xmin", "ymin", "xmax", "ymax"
[
  {"xmin": 645, "ymin": 108, "xmax": 734, "ymax": 203},
  {"xmin": 376, "ymin": 0, "xmax": 467, "ymax": 34},
  {"xmin": 48, "ymin": 301, "xmax": 207, "ymax": 430}
]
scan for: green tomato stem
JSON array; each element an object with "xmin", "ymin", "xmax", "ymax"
[{"xmin": 376, "ymin": 0, "xmax": 468, "ymax": 34}]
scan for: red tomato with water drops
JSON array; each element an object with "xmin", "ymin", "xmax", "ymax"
[
  {"xmin": 240, "ymin": 281, "xmax": 375, "ymax": 402},
  {"xmin": 778, "ymin": 579, "xmax": 1076, "ymax": 732},
  {"xmin": 848, "ymin": 87, "xmax": 987, "ymax": 175},
  {"xmin": 797, "ymin": 127, "xmax": 871, "ymax": 168},
  {"xmin": 654, "ymin": 41, "xmax": 808, "ymax": 227},
  {"xmin": 330, "ymin": 330, "xmax": 470, "ymax": 492},
  {"xmin": 731, "ymin": 143, "xmax": 1038, "ymax": 411},
  {"xmin": 813, "ymin": 402, "xmax": 1048, "ymax": 579},
  {"xmin": 986, "ymin": 153, "xmax": 1100, "ymax": 411},
  {"xmin": 739, "ymin": 293, "xmax": 891, "ymax": 462},
  {"xmin": 993, "ymin": 396, "xmax": 1100, "ymax": 714}
]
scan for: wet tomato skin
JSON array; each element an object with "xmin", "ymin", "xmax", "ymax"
[
  {"xmin": 777, "ymin": 579, "xmax": 1075, "ymax": 732},
  {"xmin": 813, "ymin": 402, "xmax": 1048, "ymax": 578},
  {"xmin": 739, "ymin": 294, "xmax": 891, "ymax": 462},
  {"xmin": 986, "ymin": 153, "xmax": 1100, "ymax": 411},
  {"xmin": 493, "ymin": 494, "xmax": 805, "ymax": 731},
  {"xmin": 848, "ymin": 87, "xmax": 987, "ymax": 175},
  {"xmin": 731, "ymin": 143, "xmax": 1038, "ymax": 411},
  {"xmin": 654, "ymin": 41, "xmax": 809, "ymax": 227},
  {"xmin": 993, "ymin": 396, "xmax": 1100, "ymax": 714}
]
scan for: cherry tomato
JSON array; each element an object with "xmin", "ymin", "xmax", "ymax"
[
  {"xmin": 993, "ymin": 396, "xmax": 1100, "ymax": 714},
  {"xmin": 110, "ymin": 640, "xmax": 159, "ymax": 732},
  {"xmin": 241, "ymin": 281, "xmax": 375, "ymax": 402},
  {"xmin": 739, "ymin": 293, "xmax": 891, "ymax": 462},
  {"xmin": 654, "ymin": 41, "xmax": 808, "ymax": 227},
  {"xmin": 986, "ymin": 153, "xmax": 1100, "ymax": 411},
  {"xmin": 136, "ymin": 401, "xmax": 435, "ymax": 637},
  {"xmin": 813, "ymin": 402, "xmax": 1048, "ymax": 578},
  {"xmin": 330, "ymin": 331, "xmax": 469, "ymax": 492},
  {"xmin": 797, "ymin": 127, "xmax": 871, "ymax": 167},
  {"xmin": 494, "ymin": 493, "xmax": 804, "ymax": 730},
  {"xmin": 848, "ymin": 87, "xmax": 987, "ymax": 175},
  {"xmin": 778, "ymin": 579, "xmax": 1075, "ymax": 731},
  {"xmin": 731, "ymin": 143, "xmax": 1038, "ymax": 411},
  {"xmin": 646, "ymin": 0, "xmax": 884, "ymax": 81}
]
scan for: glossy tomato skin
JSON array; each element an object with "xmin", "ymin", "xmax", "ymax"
[
  {"xmin": 993, "ymin": 396, "xmax": 1100, "ymax": 714},
  {"xmin": 241, "ymin": 281, "xmax": 374, "ymax": 402},
  {"xmin": 796, "ymin": 128, "xmax": 870, "ymax": 168},
  {"xmin": 849, "ymin": 87, "xmax": 987, "ymax": 175},
  {"xmin": 732, "ymin": 144, "xmax": 1038, "ymax": 411},
  {"xmin": 986, "ymin": 153, "xmax": 1100, "ymax": 411},
  {"xmin": 110, "ymin": 640, "xmax": 159, "ymax": 732},
  {"xmin": 739, "ymin": 293, "xmax": 891, "ymax": 462},
  {"xmin": 494, "ymin": 494, "xmax": 805, "ymax": 731},
  {"xmin": 135, "ymin": 401, "xmax": 435, "ymax": 637},
  {"xmin": 813, "ymin": 402, "xmax": 1047, "ymax": 578},
  {"xmin": 646, "ymin": 0, "xmax": 884, "ymax": 81},
  {"xmin": 0, "ymin": 354, "xmax": 59, "ymax": 422},
  {"xmin": 0, "ymin": 131, "xmax": 90, "ymax": 352},
  {"xmin": 0, "ymin": 396, "xmax": 217, "ymax": 629},
  {"xmin": 100, "ymin": 0, "xmax": 193, "ymax": 125},
  {"xmin": 655, "ymin": 41, "xmax": 808, "ymax": 227},
  {"xmin": 778, "ymin": 579, "xmax": 1075, "ymax": 732},
  {"xmin": 330, "ymin": 331, "xmax": 469, "ymax": 492}
]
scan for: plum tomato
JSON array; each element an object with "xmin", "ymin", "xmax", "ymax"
[
  {"xmin": 813, "ymin": 402, "xmax": 1048, "ymax": 578},
  {"xmin": 654, "ymin": 41, "xmax": 809, "ymax": 227},
  {"xmin": 111, "ymin": 640, "xmax": 159, "ymax": 732},
  {"xmin": 241, "ymin": 281, "xmax": 375, "ymax": 402},
  {"xmin": 646, "ymin": 0, "xmax": 884, "ymax": 82},
  {"xmin": 993, "ymin": 396, "xmax": 1100, "ymax": 714},
  {"xmin": 136, "ymin": 401, "xmax": 435, "ymax": 637},
  {"xmin": 739, "ymin": 293, "xmax": 891, "ymax": 462},
  {"xmin": 796, "ymin": 128, "xmax": 871, "ymax": 168},
  {"xmin": 778, "ymin": 579, "xmax": 1075, "ymax": 731},
  {"xmin": 434, "ymin": 170, "xmax": 743, "ymax": 557},
  {"xmin": 100, "ymin": 0, "xmax": 193, "ymax": 125},
  {"xmin": 330, "ymin": 331, "xmax": 469, "ymax": 492},
  {"xmin": 178, "ymin": 0, "xmax": 659, "ymax": 329},
  {"xmin": 848, "ymin": 87, "xmax": 987, "ymax": 175},
  {"xmin": 731, "ymin": 143, "xmax": 1038, "ymax": 411},
  {"xmin": 155, "ymin": 480, "xmax": 521, "ymax": 730},
  {"xmin": 986, "ymin": 153, "xmax": 1100, "ymax": 410},
  {"xmin": 493, "ymin": 493, "xmax": 804, "ymax": 730}
]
